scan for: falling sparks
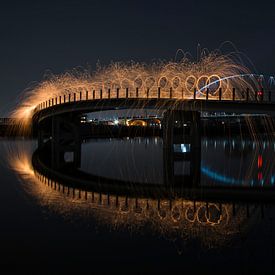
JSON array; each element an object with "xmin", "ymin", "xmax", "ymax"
[{"xmin": 11, "ymin": 51, "xmax": 264, "ymax": 133}]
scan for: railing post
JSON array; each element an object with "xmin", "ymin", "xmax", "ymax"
[
  {"xmin": 73, "ymin": 93, "xmax": 76, "ymax": 101},
  {"xmin": 206, "ymin": 88, "xmax": 209, "ymax": 100},
  {"xmin": 80, "ymin": 91, "xmax": 82, "ymax": 101},
  {"xmin": 158, "ymin": 87, "xmax": 160, "ymax": 98},
  {"xmin": 219, "ymin": 88, "xmax": 222, "ymax": 101},
  {"xmin": 147, "ymin": 88, "xmax": 149, "ymax": 98},
  {"xmin": 86, "ymin": 90, "xmax": 88, "ymax": 100},
  {"xmin": 116, "ymin": 88, "xmax": 119, "ymax": 99},
  {"xmin": 246, "ymin": 88, "xmax": 249, "ymax": 101},
  {"xmin": 136, "ymin": 87, "xmax": 139, "ymax": 98},
  {"xmin": 193, "ymin": 88, "xmax": 196, "ymax": 100},
  {"xmin": 108, "ymin": 88, "xmax": 111, "ymax": 99},
  {"xmin": 64, "ymin": 94, "xmax": 66, "ymax": 103},
  {"xmin": 59, "ymin": 96, "xmax": 61, "ymax": 104},
  {"xmin": 126, "ymin": 88, "xmax": 129, "ymax": 98},
  {"xmin": 232, "ymin": 88, "xmax": 235, "ymax": 101},
  {"xmin": 69, "ymin": 94, "xmax": 71, "ymax": 103},
  {"xmin": 55, "ymin": 97, "xmax": 57, "ymax": 105},
  {"xmin": 100, "ymin": 89, "xmax": 103, "ymax": 99},
  {"xmin": 52, "ymin": 98, "xmax": 54, "ymax": 105},
  {"xmin": 49, "ymin": 99, "xmax": 51, "ymax": 107},
  {"xmin": 181, "ymin": 88, "xmax": 184, "ymax": 99},
  {"xmin": 169, "ymin": 87, "xmax": 172, "ymax": 99},
  {"xmin": 93, "ymin": 90, "xmax": 95, "ymax": 99}
]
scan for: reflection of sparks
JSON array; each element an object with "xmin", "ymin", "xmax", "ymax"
[
  {"xmin": 25, "ymin": 174, "xmax": 250, "ymax": 248},
  {"xmin": 6, "ymin": 142, "xmax": 252, "ymax": 249},
  {"xmin": 12, "ymin": 153, "xmax": 34, "ymax": 177},
  {"xmin": 7, "ymin": 141, "xmax": 35, "ymax": 178}
]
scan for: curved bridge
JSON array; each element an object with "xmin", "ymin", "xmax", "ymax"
[{"xmin": 33, "ymin": 91, "xmax": 275, "ymax": 124}]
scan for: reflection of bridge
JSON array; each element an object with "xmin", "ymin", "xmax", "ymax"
[
  {"xmin": 7, "ymin": 136, "xmax": 271, "ymax": 249},
  {"xmin": 25, "ymin": 144, "xmax": 269, "ymax": 248},
  {"xmin": 30, "ymin": 165, "xmax": 260, "ymax": 248},
  {"xmin": 32, "ymin": 136, "xmax": 275, "ymax": 202}
]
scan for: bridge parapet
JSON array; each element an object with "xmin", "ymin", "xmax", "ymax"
[{"xmin": 33, "ymin": 87, "xmax": 274, "ymax": 114}]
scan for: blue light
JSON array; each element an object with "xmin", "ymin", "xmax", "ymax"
[
  {"xmin": 201, "ymin": 166, "xmax": 242, "ymax": 185},
  {"xmin": 173, "ymin": 144, "xmax": 191, "ymax": 153}
]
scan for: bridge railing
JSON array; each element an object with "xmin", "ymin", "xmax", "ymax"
[{"xmin": 34, "ymin": 87, "xmax": 274, "ymax": 113}]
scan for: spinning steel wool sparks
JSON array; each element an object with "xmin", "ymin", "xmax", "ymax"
[{"xmin": 12, "ymin": 51, "xmax": 267, "ymax": 129}]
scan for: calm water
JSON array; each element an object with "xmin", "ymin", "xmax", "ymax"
[{"xmin": 0, "ymin": 137, "xmax": 275, "ymax": 274}]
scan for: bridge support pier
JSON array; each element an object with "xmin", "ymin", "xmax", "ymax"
[
  {"xmin": 162, "ymin": 110, "xmax": 201, "ymax": 187},
  {"xmin": 37, "ymin": 115, "xmax": 81, "ymax": 170},
  {"xmin": 50, "ymin": 115, "xmax": 81, "ymax": 170}
]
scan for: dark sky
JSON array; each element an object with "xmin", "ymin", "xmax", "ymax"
[{"xmin": 0, "ymin": 0, "xmax": 274, "ymax": 115}]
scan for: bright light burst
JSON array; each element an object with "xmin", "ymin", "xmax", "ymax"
[{"xmin": 11, "ymin": 50, "xmax": 265, "ymax": 132}]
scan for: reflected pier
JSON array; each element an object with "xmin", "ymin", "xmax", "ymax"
[{"xmin": 163, "ymin": 110, "xmax": 201, "ymax": 187}]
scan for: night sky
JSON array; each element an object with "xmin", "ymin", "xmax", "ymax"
[{"xmin": 0, "ymin": 0, "xmax": 274, "ymax": 115}]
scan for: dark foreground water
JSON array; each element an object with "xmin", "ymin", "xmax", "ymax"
[{"xmin": 0, "ymin": 137, "xmax": 274, "ymax": 274}]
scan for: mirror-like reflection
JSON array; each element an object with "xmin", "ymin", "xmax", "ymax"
[
  {"xmin": 78, "ymin": 137, "xmax": 275, "ymax": 188},
  {"xmin": 5, "ymin": 138, "xmax": 275, "ymax": 252}
]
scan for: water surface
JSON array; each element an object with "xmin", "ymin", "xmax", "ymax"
[{"xmin": 0, "ymin": 137, "xmax": 274, "ymax": 274}]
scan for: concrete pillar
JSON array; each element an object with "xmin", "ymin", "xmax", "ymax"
[
  {"xmin": 162, "ymin": 110, "xmax": 201, "ymax": 187},
  {"xmin": 50, "ymin": 115, "xmax": 81, "ymax": 170}
]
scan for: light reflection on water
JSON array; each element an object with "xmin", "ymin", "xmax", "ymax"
[
  {"xmin": 1, "ymin": 137, "xmax": 275, "ymax": 273},
  {"xmin": 80, "ymin": 137, "xmax": 275, "ymax": 187},
  {"xmin": 2, "ymin": 139, "xmax": 261, "ymax": 249}
]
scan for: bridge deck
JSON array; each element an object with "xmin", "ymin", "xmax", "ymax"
[{"xmin": 33, "ymin": 98, "xmax": 275, "ymax": 123}]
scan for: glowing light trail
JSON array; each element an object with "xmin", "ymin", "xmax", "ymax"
[{"xmin": 9, "ymin": 51, "xmax": 275, "ymax": 135}]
